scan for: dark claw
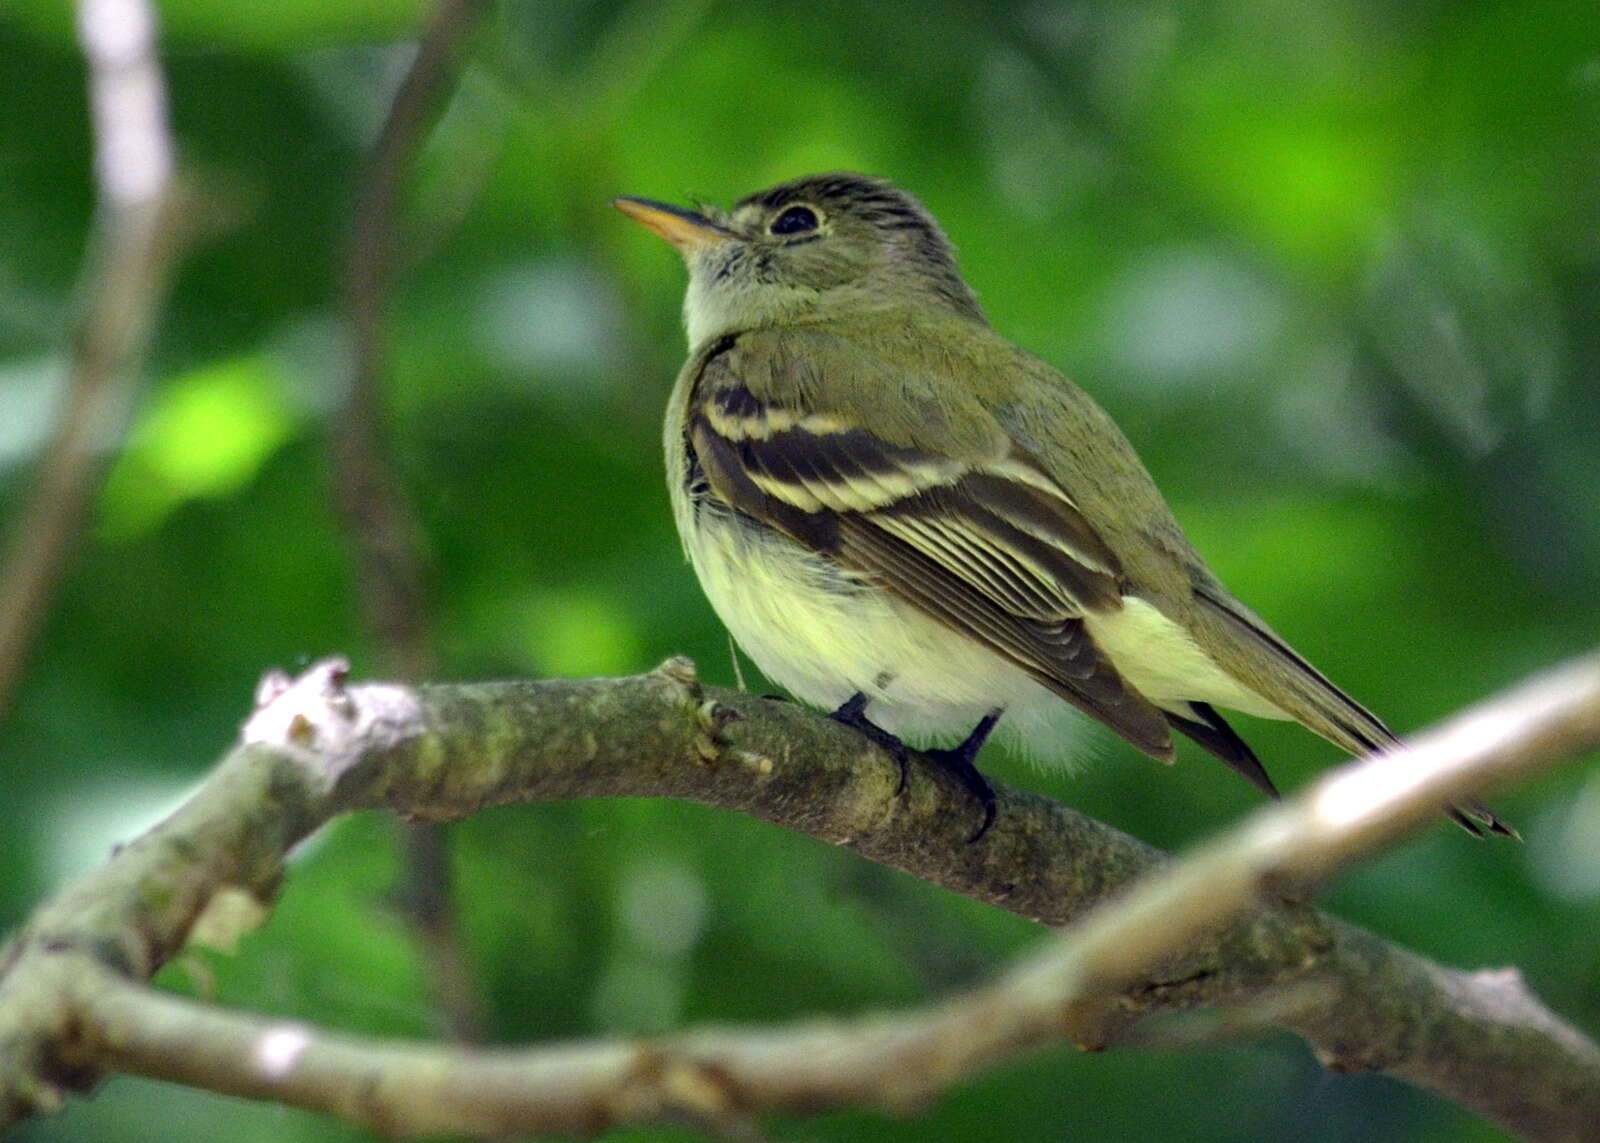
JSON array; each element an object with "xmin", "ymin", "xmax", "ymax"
[
  {"xmin": 829, "ymin": 692, "xmax": 910, "ymax": 795},
  {"xmin": 923, "ymin": 709, "xmax": 1003, "ymax": 842},
  {"xmin": 829, "ymin": 696, "xmax": 1006, "ymax": 837},
  {"xmin": 830, "ymin": 692, "xmax": 870, "ymax": 724}
]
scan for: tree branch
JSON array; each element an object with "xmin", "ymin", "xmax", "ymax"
[
  {"xmin": 2, "ymin": 654, "xmax": 1598, "ymax": 1138},
  {"xmin": 335, "ymin": 0, "xmax": 485, "ymax": 674},
  {"xmin": 0, "ymin": 0, "xmax": 182, "ymax": 723},
  {"xmin": 333, "ymin": 0, "xmax": 489, "ymax": 1045}
]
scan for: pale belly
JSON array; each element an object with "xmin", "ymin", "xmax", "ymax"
[
  {"xmin": 682, "ymin": 505, "xmax": 1085, "ymax": 759},
  {"xmin": 1083, "ymin": 597, "xmax": 1288, "ymax": 720}
]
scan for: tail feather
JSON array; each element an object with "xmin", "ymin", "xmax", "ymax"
[
  {"xmin": 1189, "ymin": 587, "xmax": 1516, "ymax": 838},
  {"xmin": 1165, "ymin": 701, "xmax": 1279, "ymax": 798},
  {"xmin": 1194, "ymin": 585, "xmax": 1393, "ymax": 754},
  {"xmin": 1450, "ymin": 800, "xmax": 1521, "ymax": 839}
]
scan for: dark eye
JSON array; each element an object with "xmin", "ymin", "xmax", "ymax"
[{"xmin": 770, "ymin": 205, "xmax": 819, "ymax": 235}]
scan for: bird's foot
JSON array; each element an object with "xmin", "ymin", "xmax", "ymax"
[
  {"xmin": 829, "ymin": 692, "xmax": 911, "ymax": 794},
  {"xmin": 829, "ymin": 697, "xmax": 1005, "ymax": 841},
  {"xmin": 923, "ymin": 708, "xmax": 1003, "ymax": 842}
]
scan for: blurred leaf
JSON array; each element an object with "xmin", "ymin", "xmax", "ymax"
[
  {"xmin": 517, "ymin": 585, "xmax": 645, "ymax": 678},
  {"xmin": 98, "ymin": 354, "xmax": 296, "ymax": 539}
]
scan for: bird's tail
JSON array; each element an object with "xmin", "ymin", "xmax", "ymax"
[{"xmin": 1193, "ymin": 586, "xmax": 1516, "ymax": 838}]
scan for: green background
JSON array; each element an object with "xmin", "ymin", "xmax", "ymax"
[{"xmin": 3, "ymin": 1, "xmax": 1598, "ymax": 1139}]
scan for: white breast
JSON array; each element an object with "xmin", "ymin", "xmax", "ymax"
[{"xmin": 677, "ymin": 497, "xmax": 1088, "ymax": 765}]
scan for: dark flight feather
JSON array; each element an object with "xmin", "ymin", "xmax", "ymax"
[
  {"xmin": 688, "ymin": 372, "xmax": 1176, "ymax": 760},
  {"xmin": 1165, "ymin": 701, "xmax": 1279, "ymax": 798}
]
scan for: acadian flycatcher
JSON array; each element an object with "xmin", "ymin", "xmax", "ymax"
[{"xmin": 615, "ymin": 172, "xmax": 1509, "ymax": 840}]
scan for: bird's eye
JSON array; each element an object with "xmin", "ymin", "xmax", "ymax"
[{"xmin": 770, "ymin": 205, "xmax": 820, "ymax": 235}]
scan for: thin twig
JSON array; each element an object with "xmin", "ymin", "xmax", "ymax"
[
  {"xmin": 0, "ymin": 0, "xmax": 181, "ymax": 723},
  {"xmin": 2, "ymin": 654, "xmax": 1598, "ymax": 1138},
  {"xmin": 336, "ymin": 0, "xmax": 488, "ymax": 681},
  {"xmin": 332, "ymin": 0, "xmax": 489, "ymax": 1045}
]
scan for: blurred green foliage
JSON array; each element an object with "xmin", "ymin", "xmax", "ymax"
[{"xmin": 2, "ymin": 1, "xmax": 1598, "ymax": 1140}]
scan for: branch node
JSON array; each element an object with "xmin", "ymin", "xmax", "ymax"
[
  {"xmin": 286, "ymin": 713, "xmax": 315, "ymax": 748},
  {"xmin": 654, "ymin": 655, "xmax": 702, "ymax": 698},
  {"xmin": 695, "ymin": 700, "xmax": 744, "ymax": 764},
  {"xmin": 1466, "ymin": 967, "xmax": 1548, "ymax": 1019},
  {"xmin": 622, "ymin": 1049, "xmax": 738, "ymax": 1124},
  {"xmin": 1471, "ymin": 966, "xmax": 1525, "ymax": 990},
  {"xmin": 661, "ymin": 1058, "xmax": 736, "ymax": 1118},
  {"xmin": 253, "ymin": 668, "xmax": 293, "ymax": 710},
  {"xmin": 734, "ymin": 750, "xmax": 774, "ymax": 775},
  {"xmin": 187, "ymin": 886, "xmax": 272, "ymax": 955},
  {"xmin": 313, "ymin": 657, "xmax": 353, "ymax": 701},
  {"xmin": 240, "ymin": 661, "xmax": 424, "ymax": 797},
  {"xmin": 702, "ymin": 701, "xmax": 744, "ymax": 733}
]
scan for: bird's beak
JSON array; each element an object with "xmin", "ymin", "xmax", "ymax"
[{"xmin": 612, "ymin": 196, "xmax": 734, "ymax": 252}]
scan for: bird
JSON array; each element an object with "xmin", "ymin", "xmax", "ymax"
[{"xmin": 613, "ymin": 172, "xmax": 1511, "ymax": 840}]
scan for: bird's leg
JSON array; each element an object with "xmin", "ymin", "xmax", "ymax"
[
  {"xmin": 829, "ymin": 697, "xmax": 1005, "ymax": 840},
  {"xmin": 923, "ymin": 708, "xmax": 1003, "ymax": 842},
  {"xmin": 828, "ymin": 692, "xmax": 910, "ymax": 794}
]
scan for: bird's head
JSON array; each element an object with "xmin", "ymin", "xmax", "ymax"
[{"xmin": 615, "ymin": 172, "xmax": 984, "ymax": 347}]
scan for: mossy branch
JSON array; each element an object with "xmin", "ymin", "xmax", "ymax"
[{"xmin": 2, "ymin": 655, "xmax": 1599, "ymax": 1139}]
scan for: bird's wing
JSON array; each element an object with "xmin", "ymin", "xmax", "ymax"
[{"xmin": 686, "ymin": 337, "xmax": 1176, "ymax": 760}]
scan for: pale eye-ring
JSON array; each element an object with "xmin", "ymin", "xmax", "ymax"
[{"xmin": 770, "ymin": 205, "xmax": 820, "ymax": 235}]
